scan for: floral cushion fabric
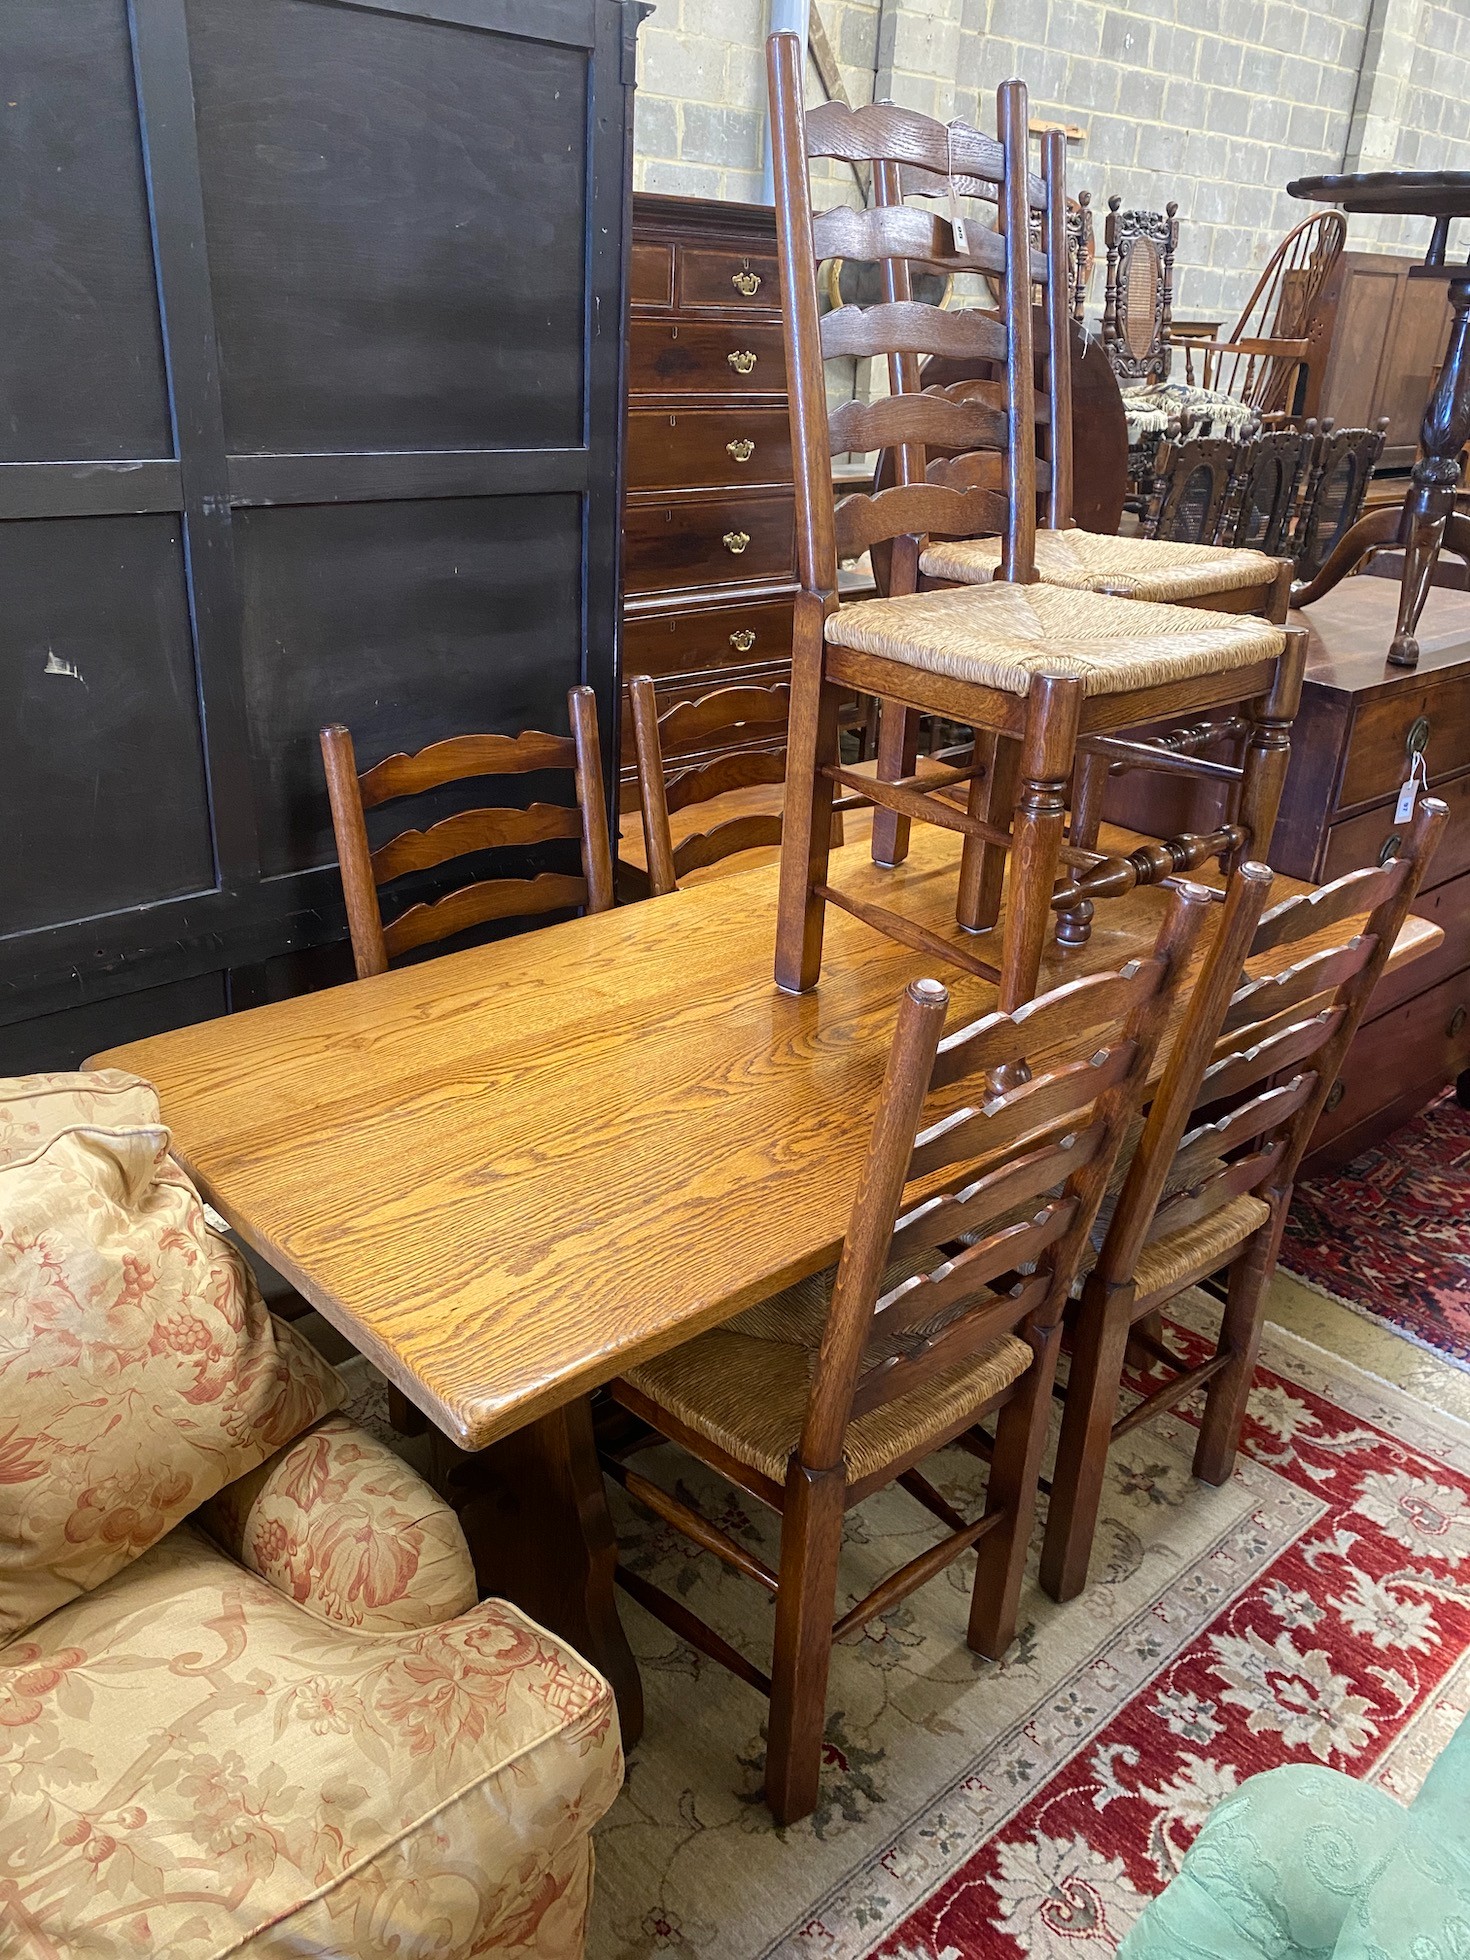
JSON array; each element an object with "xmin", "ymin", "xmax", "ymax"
[
  {"xmin": 0, "ymin": 1113, "xmax": 343, "ymax": 1639},
  {"xmin": 0, "ymin": 1069, "xmax": 162, "ymax": 1169},
  {"xmin": 0, "ymin": 1522, "xmax": 622, "ymax": 1958},
  {"xmin": 200, "ymin": 1413, "xmax": 477, "ymax": 1633}
]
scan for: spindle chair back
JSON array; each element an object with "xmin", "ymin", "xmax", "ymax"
[
  {"xmin": 606, "ymin": 880, "xmax": 1211, "ymax": 1823},
  {"xmin": 1042, "ymin": 793, "xmax": 1449, "ymax": 1602},
  {"xmin": 320, "ymin": 685, "xmax": 614, "ymax": 980}
]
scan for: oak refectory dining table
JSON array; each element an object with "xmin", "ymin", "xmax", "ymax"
[{"xmin": 91, "ymin": 823, "xmax": 1444, "ymax": 1742}]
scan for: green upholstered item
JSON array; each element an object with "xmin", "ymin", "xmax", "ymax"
[{"xmin": 1119, "ymin": 1712, "xmax": 1470, "ymax": 1959}]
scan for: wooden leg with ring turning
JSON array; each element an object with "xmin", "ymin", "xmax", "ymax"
[
  {"xmin": 997, "ymin": 673, "xmax": 1084, "ymax": 1013},
  {"xmin": 1231, "ymin": 627, "xmax": 1306, "ymax": 870}
]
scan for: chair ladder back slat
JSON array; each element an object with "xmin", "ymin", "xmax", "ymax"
[
  {"xmin": 1144, "ymin": 1138, "xmax": 1287, "ymax": 1246},
  {"xmin": 931, "ymin": 957, "xmax": 1166, "ymax": 1090},
  {"xmin": 803, "ymin": 99, "xmax": 1045, "ymax": 208},
  {"xmin": 872, "ymin": 1198, "xmax": 1079, "ymax": 1346},
  {"xmin": 356, "ymin": 728, "xmax": 578, "ymax": 808},
  {"xmin": 671, "ymin": 813, "xmax": 786, "ymax": 880},
  {"xmin": 828, "ymin": 390, "xmax": 1007, "ymax": 459},
  {"xmin": 1166, "ymin": 1073, "xmax": 1318, "ymax": 1196},
  {"xmin": 370, "ymin": 803, "xmax": 584, "ymax": 885},
  {"xmin": 381, "ymin": 872, "xmax": 590, "ymax": 960},
  {"xmin": 1220, "ymin": 934, "xmax": 1375, "ymax": 1038},
  {"xmin": 1198, "ymin": 1005, "xmax": 1345, "ymax": 1107},
  {"xmin": 889, "ymin": 1126, "xmax": 1105, "ymax": 1263},
  {"xmin": 663, "ymin": 750, "xmax": 788, "ymax": 815},
  {"xmin": 847, "ymin": 1276, "xmax": 1049, "ymax": 1421},
  {"xmin": 910, "ymin": 1039, "xmax": 1139, "ymax": 1184},
  {"xmin": 834, "ymin": 481, "xmax": 1010, "ymax": 559},
  {"xmin": 1249, "ymin": 857, "xmax": 1408, "ymax": 957}
]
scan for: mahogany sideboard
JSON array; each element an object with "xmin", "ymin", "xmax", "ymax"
[{"xmin": 620, "ymin": 193, "xmax": 796, "ymax": 797}]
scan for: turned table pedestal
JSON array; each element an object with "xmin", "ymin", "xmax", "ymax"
[{"xmin": 1288, "ymin": 170, "xmax": 1470, "ymax": 669}]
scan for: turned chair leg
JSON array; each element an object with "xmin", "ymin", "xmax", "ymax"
[
  {"xmin": 969, "ymin": 1325, "xmax": 1063, "ymax": 1657},
  {"xmin": 1231, "ymin": 628, "xmax": 1306, "ymax": 872},
  {"xmin": 766, "ymin": 1464, "xmax": 846, "ymax": 1827},
  {"xmin": 1054, "ymin": 745, "xmax": 1110, "ymax": 949},
  {"xmin": 871, "ymin": 702, "xmax": 921, "ymax": 867},
  {"xmin": 1040, "ymin": 1274, "xmax": 1136, "ymax": 1603},
  {"xmin": 1194, "ymin": 1207, "xmax": 1287, "ymax": 1486},
  {"xmin": 957, "ymin": 731, "xmax": 1015, "ymax": 933},
  {"xmin": 775, "ymin": 593, "xmax": 844, "ymax": 995},
  {"xmin": 997, "ymin": 673, "xmax": 1085, "ymax": 1013}
]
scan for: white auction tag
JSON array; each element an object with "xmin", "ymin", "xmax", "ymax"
[
  {"xmin": 1394, "ymin": 749, "xmax": 1428, "ymax": 825},
  {"xmin": 946, "ymin": 122, "xmax": 969, "ymax": 255}
]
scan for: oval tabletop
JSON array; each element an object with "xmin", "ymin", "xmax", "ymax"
[{"xmin": 1288, "ymin": 169, "xmax": 1470, "ymax": 219}]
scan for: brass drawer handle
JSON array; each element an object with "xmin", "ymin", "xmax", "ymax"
[
  {"xmin": 1324, "ymin": 1080, "xmax": 1345, "ymax": 1114},
  {"xmin": 1407, "ymin": 715, "xmax": 1431, "ymax": 756},
  {"xmin": 729, "ymin": 628, "xmax": 757, "ymax": 652},
  {"xmin": 727, "ymin": 437, "xmax": 756, "ymax": 463},
  {"xmin": 723, "ymin": 530, "xmax": 751, "ymax": 555},
  {"xmin": 732, "ymin": 267, "xmax": 762, "ymax": 296},
  {"xmin": 727, "ymin": 350, "xmax": 757, "ymax": 374},
  {"xmin": 1378, "ymin": 832, "xmax": 1402, "ymax": 865}
]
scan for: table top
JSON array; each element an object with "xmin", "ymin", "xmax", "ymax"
[
  {"xmin": 1288, "ymin": 169, "xmax": 1470, "ymax": 219},
  {"xmin": 92, "ymin": 826, "xmax": 1443, "ymax": 1452}
]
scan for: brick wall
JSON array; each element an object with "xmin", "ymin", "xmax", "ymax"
[{"xmin": 633, "ymin": 0, "xmax": 1470, "ymax": 323}]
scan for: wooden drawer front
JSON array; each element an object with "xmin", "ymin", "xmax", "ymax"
[
  {"xmin": 624, "ymin": 494, "xmax": 796, "ymax": 595},
  {"xmin": 1321, "ymin": 765, "xmax": 1470, "ymax": 889},
  {"xmin": 1364, "ymin": 865, "xmax": 1470, "ymax": 1021},
  {"xmin": 630, "ymin": 242, "xmax": 674, "ymax": 307},
  {"xmin": 1339, "ymin": 670, "xmax": 1470, "ymax": 810},
  {"xmin": 629, "ymin": 320, "xmax": 787, "ymax": 398},
  {"xmin": 623, "ymin": 597, "xmax": 794, "ymax": 682},
  {"xmin": 1309, "ymin": 963, "xmax": 1470, "ymax": 1155},
  {"xmin": 627, "ymin": 407, "xmax": 793, "ymax": 492},
  {"xmin": 679, "ymin": 245, "xmax": 781, "ymax": 310}
]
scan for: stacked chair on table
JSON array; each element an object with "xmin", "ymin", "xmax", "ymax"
[
  {"xmin": 765, "ymin": 33, "xmax": 1307, "ymax": 1010},
  {"xmin": 601, "ymin": 883, "xmax": 1213, "ymax": 1824},
  {"xmin": 1042, "ymin": 793, "xmax": 1448, "ymax": 1601}
]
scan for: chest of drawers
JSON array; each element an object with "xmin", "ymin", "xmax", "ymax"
[{"xmin": 620, "ymin": 194, "xmax": 796, "ymax": 792}]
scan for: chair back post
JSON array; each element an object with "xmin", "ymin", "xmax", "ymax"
[
  {"xmin": 799, "ymin": 976, "xmax": 950, "ymax": 1475},
  {"xmin": 1097, "ymin": 862, "xmax": 1274, "ymax": 1286},
  {"xmin": 768, "ymin": 29, "xmax": 838, "ymax": 604},
  {"xmin": 1270, "ymin": 794, "xmax": 1448, "ymax": 1191},
  {"xmin": 997, "ymin": 78, "xmax": 1038, "ymax": 582},
  {"xmin": 629, "ymin": 675, "xmax": 679, "ymax": 898},
  {"xmin": 568, "ymin": 683, "xmax": 615, "ymax": 913},
  {"xmin": 319, "ymin": 721, "xmax": 390, "ymax": 979},
  {"xmin": 1041, "ymin": 124, "xmax": 1074, "ymax": 531}
]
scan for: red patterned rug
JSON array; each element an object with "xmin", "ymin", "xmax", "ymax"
[
  {"xmin": 591, "ymin": 1298, "xmax": 1470, "ymax": 1959},
  {"xmin": 1280, "ymin": 1087, "xmax": 1470, "ymax": 1373}
]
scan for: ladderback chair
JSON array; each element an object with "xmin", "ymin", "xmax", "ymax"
[
  {"xmin": 629, "ymin": 676, "xmax": 792, "ymax": 896},
  {"xmin": 900, "ymin": 147, "xmax": 1292, "ymax": 619},
  {"xmin": 1187, "ymin": 211, "xmax": 1347, "ymax": 422},
  {"xmin": 766, "ymin": 33, "xmax": 1304, "ymax": 1008},
  {"xmin": 1102, "ymin": 196, "xmax": 1178, "ymax": 387},
  {"xmin": 604, "ymin": 881, "xmax": 1211, "ymax": 1823},
  {"xmin": 1041, "ymin": 793, "xmax": 1449, "ymax": 1603},
  {"xmin": 320, "ymin": 684, "xmax": 614, "ymax": 980}
]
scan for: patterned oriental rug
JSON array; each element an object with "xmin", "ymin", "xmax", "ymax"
[
  {"xmin": 1281, "ymin": 1088, "xmax": 1470, "ymax": 1374},
  {"xmin": 588, "ymin": 1292, "xmax": 1470, "ymax": 1960}
]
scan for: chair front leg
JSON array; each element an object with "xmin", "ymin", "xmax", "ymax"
[
  {"xmin": 957, "ymin": 731, "xmax": 1013, "ymax": 933},
  {"xmin": 871, "ymin": 702, "xmax": 921, "ymax": 867},
  {"xmin": 1194, "ymin": 1203, "xmax": 1288, "ymax": 1486},
  {"xmin": 1040, "ymin": 1273, "xmax": 1136, "ymax": 1603},
  {"xmin": 998, "ymin": 673, "xmax": 1084, "ymax": 1013},
  {"xmin": 775, "ymin": 592, "xmax": 844, "ymax": 994},
  {"xmin": 1054, "ymin": 745, "xmax": 1111, "ymax": 948},
  {"xmin": 969, "ymin": 1322, "xmax": 1064, "ymax": 1657},
  {"xmin": 766, "ymin": 1462, "xmax": 846, "ymax": 1826},
  {"xmin": 1230, "ymin": 627, "xmax": 1305, "ymax": 872}
]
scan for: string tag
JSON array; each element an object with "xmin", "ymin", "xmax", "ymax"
[
  {"xmin": 946, "ymin": 123, "xmax": 970, "ymax": 255},
  {"xmin": 1394, "ymin": 748, "xmax": 1428, "ymax": 825}
]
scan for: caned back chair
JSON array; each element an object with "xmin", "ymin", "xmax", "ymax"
[
  {"xmin": 766, "ymin": 31, "xmax": 1304, "ymax": 1009},
  {"xmin": 1041, "ymin": 793, "xmax": 1449, "ymax": 1602},
  {"xmin": 1102, "ymin": 197, "xmax": 1179, "ymax": 387},
  {"xmin": 1141, "ymin": 432, "xmax": 1243, "ymax": 544},
  {"xmin": 1188, "ymin": 212, "xmax": 1347, "ymax": 422},
  {"xmin": 1292, "ymin": 417, "xmax": 1390, "ymax": 585},
  {"xmin": 1224, "ymin": 428, "xmax": 1309, "ymax": 557},
  {"xmin": 605, "ymin": 881, "xmax": 1210, "ymax": 1823},
  {"xmin": 320, "ymin": 684, "xmax": 614, "ymax": 980},
  {"xmin": 628, "ymin": 676, "xmax": 792, "ymax": 895}
]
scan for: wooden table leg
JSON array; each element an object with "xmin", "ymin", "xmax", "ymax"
[{"xmin": 434, "ymin": 1397, "xmax": 645, "ymax": 1747}]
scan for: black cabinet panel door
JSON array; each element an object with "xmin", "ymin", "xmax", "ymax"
[{"xmin": 0, "ymin": 0, "xmax": 637, "ymax": 1047}]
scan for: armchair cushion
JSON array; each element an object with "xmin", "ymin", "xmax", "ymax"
[
  {"xmin": 0, "ymin": 1101, "xmax": 343, "ymax": 1640},
  {"xmin": 0, "ymin": 1518, "xmax": 621, "ymax": 1958},
  {"xmin": 200, "ymin": 1412, "xmax": 477, "ymax": 1632},
  {"xmin": 0, "ymin": 1068, "xmax": 159, "ymax": 1168}
]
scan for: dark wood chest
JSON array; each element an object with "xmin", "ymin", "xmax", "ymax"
[
  {"xmin": 620, "ymin": 194, "xmax": 796, "ymax": 791},
  {"xmin": 1305, "ymin": 249, "xmax": 1452, "ymax": 467}
]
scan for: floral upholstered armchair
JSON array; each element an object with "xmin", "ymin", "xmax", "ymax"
[
  {"xmin": 1120, "ymin": 1708, "xmax": 1470, "ymax": 1958},
  {"xmin": 0, "ymin": 1073, "xmax": 622, "ymax": 1959}
]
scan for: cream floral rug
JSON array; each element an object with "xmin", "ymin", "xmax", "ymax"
[{"xmin": 588, "ymin": 1289, "xmax": 1470, "ymax": 1959}]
